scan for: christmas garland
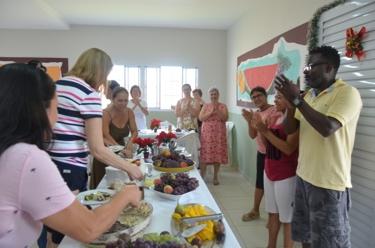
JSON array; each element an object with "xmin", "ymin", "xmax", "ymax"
[{"xmin": 307, "ymin": 0, "xmax": 347, "ymax": 51}]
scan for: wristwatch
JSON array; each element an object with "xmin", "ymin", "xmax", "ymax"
[{"xmin": 292, "ymin": 96, "xmax": 303, "ymax": 107}]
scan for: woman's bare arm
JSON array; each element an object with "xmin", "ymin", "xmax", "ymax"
[
  {"xmin": 42, "ymin": 185, "xmax": 141, "ymax": 243},
  {"xmin": 102, "ymin": 110, "xmax": 118, "ymax": 146},
  {"xmin": 85, "ymin": 118, "xmax": 143, "ymax": 180}
]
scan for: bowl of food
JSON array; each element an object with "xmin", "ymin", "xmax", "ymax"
[
  {"xmin": 105, "ymin": 166, "xmax": 130, "ymax": 183},
  {"xmin": 91, "ymin": 201, "xmax": 153, "ymax": 245},
  {"xmin": 77, "ymin": 189, "xmax": 115, "ymax": 205},
  {"xmin": 108, "ymin": 145, "xmax": 125, "ymax": 153},
  {"xmin": 151, "ymin": 173, "xmax": 199, "ymax": 201},
  {"xmin": 152, "ymin": 149, "xmax": 195, "ymax": 173},
  {"xmin": 171, "ymin": 203, "xmax": 226, "ymax": 247}
]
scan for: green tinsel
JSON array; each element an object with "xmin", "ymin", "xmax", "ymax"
[{"xmin": 307, "ymin": 0, "xmax": 347, "ymax": 51}]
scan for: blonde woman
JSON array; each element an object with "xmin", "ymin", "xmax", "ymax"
[
  {"xmin": 128, "ymin": 85, "xmax": 148, "ymax": 130},
  {"xmin": 46, "ymin": 48, "xmax": 143, "ymax": 245},
  {"xmin": 175, "ymin": 84, "xmax": 200, "ymax": 130}
]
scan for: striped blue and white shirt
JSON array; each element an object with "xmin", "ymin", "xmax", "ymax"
[{"xmin": 48, "ymin": 76, "xmax": 102, "ymax": 168}]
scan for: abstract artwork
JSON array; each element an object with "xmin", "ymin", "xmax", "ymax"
[{"xmin": 236, "ymin": 23, "xmax": 309, "ymax": 107}]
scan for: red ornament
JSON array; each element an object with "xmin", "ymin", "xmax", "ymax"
[{"xmin": 345, "ymin": 26, "xmax": 366, "ymax": 60}]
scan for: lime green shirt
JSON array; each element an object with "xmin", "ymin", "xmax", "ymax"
[{"xmin": 295, "ymin": 79, "xmax": 362, "ymax": 191}]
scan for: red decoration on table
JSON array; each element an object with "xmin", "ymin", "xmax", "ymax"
[
  {"xmin": 150, "ymin": 118, "xmax": 161, "ymax": 129},
  {"xmin": 155, "ymin": 131, "xmax": 177, "ymax": 145},
  {"xmin": 132, "ymin": 137, "xmax": 155, "ymax": 154},
  {"xmin": 345, "ymin": 26, "xmax": 366, "ymax": 60}
]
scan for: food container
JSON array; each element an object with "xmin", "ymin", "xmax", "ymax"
[{"xmin": 105, "ymin": 166, "xmax": 129, "ymax": 183}]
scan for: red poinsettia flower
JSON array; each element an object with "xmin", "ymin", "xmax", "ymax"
[
  {"xmin": 155, "ymin": 131, "xmax": 177, "ymax": 145},
  {"xmin": 150, "ymin": 118, "xmax": 161, "ymax": 129},
  {"xmin": 132, "ymin": 137, "xmax": 155, "ymax": 148},
  {"xmin": 167, "ymin": 132, "xmax": 177, "ymax": 139},
  {"xmin": 132, "ymin": 137, "xmax": 155, "ymax": 154}
]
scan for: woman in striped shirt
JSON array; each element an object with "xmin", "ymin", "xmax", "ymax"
[{"xmin": 47, "ymin": 48, "xmax": 143, "ymax": 245}]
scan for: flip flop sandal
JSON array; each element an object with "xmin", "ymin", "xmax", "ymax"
[{"xmin": 242, "ymin": 211, "xmax": 260, "ymax": 221}]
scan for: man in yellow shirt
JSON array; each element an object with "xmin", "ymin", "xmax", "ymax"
[{"xmin": 274, "ymin": 46, "xmax": 362, "ymax": 248}]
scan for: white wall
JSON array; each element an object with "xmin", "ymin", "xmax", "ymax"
[
  {"xmin": 225, "ymin": 0, "xmax": 330, "ymax": 179},
  {"xmin": 226, "ymin": 0, "xmax": 330, "ymax": 114},
  {"xmin": 0, "ymin": 25, "xmax": 227, "ymax": 103}
]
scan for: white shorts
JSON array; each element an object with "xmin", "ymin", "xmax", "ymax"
[{"xmin": 264, "ymin": 172, "xmax": 296, "ymax": 223}]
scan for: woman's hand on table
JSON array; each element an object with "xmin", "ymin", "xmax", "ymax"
[
  {"xmin": 121, "ymin": 184, "xmax": 142, "ymax": 208},
  {"xmin": 125, "ymin": 164, "xmax": 144, "ymax": 180},
  {"xmin": 122, "ymin": 148, "xmax": 133, "ymax": 158}
]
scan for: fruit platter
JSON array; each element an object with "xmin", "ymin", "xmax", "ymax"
[
  {"xmin": 171, "ymin": 204, "xmax": 225, "ymax": 247},
  {"xmin": 152, "ymin": 173, "xmax": 199, "ymax": 201},
  {"xmin": 152, "ymin": 149, "xmax": 195, "ymax": 173},
  {"xmin": 105, "ymin": 231, "xmax": 193, "ymax": 248},
  {"xmin": 90, "ymin": 201, "xmax": 153, "ymax": 245}
]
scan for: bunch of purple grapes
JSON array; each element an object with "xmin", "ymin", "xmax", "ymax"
[
  {"xmin": 105, "ymin": 233, "xmax": 192, "ymax": 248},
  {"xmin": 133, "ymin": 239, "xmax": 184, "ymax": 248},
  {"xmin": 105, "ymin": 238, "xmax": 131, "ymax": 248},
  {"xmin": 171, "ymin": 173, "xmax": 199, "ymax": 195},
  {"xmin": 176, "ymin": 173, "xmax": 199, "ymax": 192},
  {"xmin": 154, "ymin": 183, "xmax": 164, "ymax": 192},
  {"xmin": 106, "ymin": 239, "xmax": 186, "ymax": 248},
  {"xmin": 160, "ymin": 173, "xmax": 175, "ymax": 185},
  {"xmin": 154, "ymin": 173, "xmax": 199, "ymax": 195}
]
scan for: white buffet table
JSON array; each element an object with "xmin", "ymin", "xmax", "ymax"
[{"xmin": 59, "ymin": 166, "xmax": 241, "ymax": 248}]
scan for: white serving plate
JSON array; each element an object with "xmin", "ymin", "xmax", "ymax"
[
  {"xmin": 90, "ymin": 201, "xmax": 153, "ymax": 245},
  {"xmin": 108, "ymin": 145, "xmax": 125, "ymax": 153},
  {"xmin": 150, "ymin": 187, "xmax": 197, "ymax": 201},
  {"xmin": 77, "ymin": 189, "xmax": 115, "ymax": 205}
]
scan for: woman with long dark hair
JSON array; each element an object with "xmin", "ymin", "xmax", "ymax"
[{"xmin": 0, "ymin": 64, "xmax": 142, "ymax": 248}]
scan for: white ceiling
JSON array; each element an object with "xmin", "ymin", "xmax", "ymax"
[{"xmin": 0, "ymin": 0, "xmax": 252, "ymax": 30}]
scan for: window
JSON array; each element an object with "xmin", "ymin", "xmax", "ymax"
[
  {"xmin": 125, "ymin": 67, "xmax": 140, "ymax": 90},
  {"xmin": 105, "ymin": 65, "xmax": 198, "ymax": 110},
  {"xmin": 145, "ymin": 67, "xmax": 160, "ymax": 109},
  {"xmin": 160, "ymin": 66, "xmax": 182, "ymax": 109}
]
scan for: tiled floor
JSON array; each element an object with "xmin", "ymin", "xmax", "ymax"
[{"xmin": 205, "ymin": 166, "xmax": 300, "ymax": 248}]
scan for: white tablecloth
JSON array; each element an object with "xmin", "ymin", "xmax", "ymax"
[{"xmin": 59, "ymin": 167, "xmax": 241, "ymax": 248}]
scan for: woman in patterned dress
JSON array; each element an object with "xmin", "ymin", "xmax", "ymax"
[{"xmin": 199, "ymin": 87, "xmax": 228, "ymax": 185}]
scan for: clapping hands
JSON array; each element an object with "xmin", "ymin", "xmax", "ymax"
[
  {"xmin": 274, "ymin": 74, "xmax": 300, "ymax": 104},
  {"xmin": 242, "ymin": 109, "xmax": 253, "ymax": 122},
  {"xmin": 251, "ymin": 113, "xmax": 268, "ymax": 133}
]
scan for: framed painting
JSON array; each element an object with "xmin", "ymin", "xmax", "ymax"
[
  {"xmin": 0, "ymin": 57, "xmax": 68, "ymax": 81},
  {"xmin": 236, "ymin": 23, "xmax": 309, "ymax": 107}
]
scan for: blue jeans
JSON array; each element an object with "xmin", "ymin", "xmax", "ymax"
[{"xmin": 37, "ymin": 227, "xmax": 47, "ymax": 248}]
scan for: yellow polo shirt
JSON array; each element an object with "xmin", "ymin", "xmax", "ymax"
[{"xmin": 295, "ymin": 79, "xmax": 362, "ymax": 191}]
